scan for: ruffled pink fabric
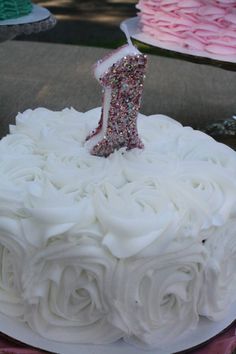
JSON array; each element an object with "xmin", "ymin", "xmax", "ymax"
[
  {"xmin": 137, "ymin": 0, "xmax": 236, "ymax": 55},
  {"xmin": 0, "ymin": 322, "xmax": 235, "ymax": 353}
]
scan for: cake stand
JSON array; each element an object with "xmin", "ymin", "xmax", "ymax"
[
  {"xmin": 0, "ymin": 4, "xmax": 56, "ymax": 42},
  {"xmin": 0, "ymin": 302, "xmax": 236, "ymax": 354}
]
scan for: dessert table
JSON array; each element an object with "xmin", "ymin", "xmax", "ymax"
[
  {"xmin": 0, "ymin": 40, "xmax": 236, "ymax": 354},
  {"xmin": 0, "ymin": 40, "xmax": 236, "ymax": 148}
]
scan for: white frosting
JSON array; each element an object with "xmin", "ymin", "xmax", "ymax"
[
  {"xmin": 0, "ymin": 107, "xmax": 235, "ymax": 347},
  {"xmin": 198, "ymin": 219, "xmax": 236, "ymax": 321},
  {"xmin": 110, "ymin": 239, "xmax": 208, "ymax": 348},
  {"xmin": 22, "ymin": 238, "xmax": 123, "ymax": 343}
]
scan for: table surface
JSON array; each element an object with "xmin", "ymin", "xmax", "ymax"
[{"xmin": 0, "ymin": 40, "xmax": 236, "ymax": 148}]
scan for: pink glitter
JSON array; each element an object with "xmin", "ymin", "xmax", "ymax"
[{"xmin": 86, "ymin": 51, "xmax": 147, "ymax": 157}]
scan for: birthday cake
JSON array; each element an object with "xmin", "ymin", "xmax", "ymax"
[
  {"xmin": 0, "ymin": 0, "xmax": 32, "ymax": 20},
  {"xmin": 0, "ymin": 106, "xmax": 235, "ymax": 348},
  {"xmin": 0, "ymin": 42, "xmax": 236, "ymax": 349},
  {"xmin": 136, "ymin": 0, "xmax": 236, "ymax": 55}
]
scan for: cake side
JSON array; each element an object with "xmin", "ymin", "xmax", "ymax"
[
  {"xmin": 0, "ymin": 107, "xmax": 235, "ymax": 348},
  {"xmin": 0, "ymin": 0, "xmax": 32, "ymax": 20},
  {"xmin": 136, "ymin": 0, "xmax": 236, "ymax": 55}
]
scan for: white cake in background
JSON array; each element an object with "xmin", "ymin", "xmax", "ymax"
[
  {"xmin": 0, "ymin": 107, "xmax": 236, "ymax": 348},
  {"xmin": 136, "ymin": 0, "xmax": 236, "ymax": 55}
]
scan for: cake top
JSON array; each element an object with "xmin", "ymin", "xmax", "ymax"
[
  {"xmin": 0, "ymin": 0, "xmax": 32, "ymax": 20},
  {"xmin": 2, "ymin": 107, "xmax": 236, "ymax": 258}
]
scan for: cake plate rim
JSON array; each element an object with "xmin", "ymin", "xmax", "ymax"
[
  {"xmin": 0, "ymin": 4, "xmax": 51, "ymax": 26},
  {"xmin": 121, "ymin": 17, "xmax": 236, "ymax": 65},
  {"xmin": 0, "ymin": 302, "xmax": 235, "ymax": 354},
  {"xmin": 0, "ymin": 5, "xmax": 56, "ymax": 42}
]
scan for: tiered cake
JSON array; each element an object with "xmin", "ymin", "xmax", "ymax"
[
  {"xmin": 136, "ymin": 0, "xmax": 236, "ymax": 55},
  {"xmin": 0, "ymin": 0, "xmax": 32, "ymax": 20}
]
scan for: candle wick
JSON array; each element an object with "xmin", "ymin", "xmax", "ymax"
[{"xmin": 121, "ymin": 22, "xmax": 133, "ymax": 48}]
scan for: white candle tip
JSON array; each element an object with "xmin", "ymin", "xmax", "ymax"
[{"xmin": 121, "ymin": 22, "xmax": 134, "ymax": 48}]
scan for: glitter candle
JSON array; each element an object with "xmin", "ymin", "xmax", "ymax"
[{"xmin": 86, "ymin": 43, "xmax": 147, "ymax": 157}]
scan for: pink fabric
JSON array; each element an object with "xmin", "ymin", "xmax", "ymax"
[{"xmin": 0, "ymin": 322, "xmax": 235, "ymax": 353}]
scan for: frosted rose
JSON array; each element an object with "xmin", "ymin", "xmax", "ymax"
[
  {"xmin": 0, "ymin": 155, "xmax": 45, "ymax": 190},
  {"xmin": 199, "ymin": 220, "xmax": 236, "ymax": 320},
  {"xmin": 0, "ymin": 217, "xmax": 25, "ymax": 317},
  {"xmin": 110, "ymin": 240, "xmax": 207, "ymax": 347},
  {"xmin": 22, "ymin": 238, "xmax": 123, "ymax": 343},
  {"xmin": 94, "ymin": 181, "xmax": 177, "ymax": 258},
  {"xmin": 19, "ymin": 177, "xmax": 98, "ymax": 248}
]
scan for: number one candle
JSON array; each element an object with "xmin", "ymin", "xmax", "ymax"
[{"xmin": 86, "ymin": 41, "xmax": 147, "ymax": 157}]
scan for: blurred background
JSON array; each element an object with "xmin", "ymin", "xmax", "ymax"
[
  {"xmin": 5, "ymin": 0, "xmax": 235, "ymax": 149},
  {"xmin": 17, "ymin": 0, "xmax": 137, "ymax": 47}
]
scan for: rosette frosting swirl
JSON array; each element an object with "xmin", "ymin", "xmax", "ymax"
[
  {"xmin": 109, "ymin": 240, "xmax": 207, "ymax": 347},
  {"xmin": 22, "ymin": 237, "xmax": 123, "ymax": 343},
  {"xmin": 0, "ymin": 0, "xmax": 32, "ymax": 20},
  {"xmin": 0, "ymin": 107, "xmax": 234, "ymax": 347},
  {"xmin": 0, "ymin": 216, "xmax": 25, "ymax": 317},
  {"xmin": 198, "ymin": 220, "xmax": 236, "ymax": 320}
]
